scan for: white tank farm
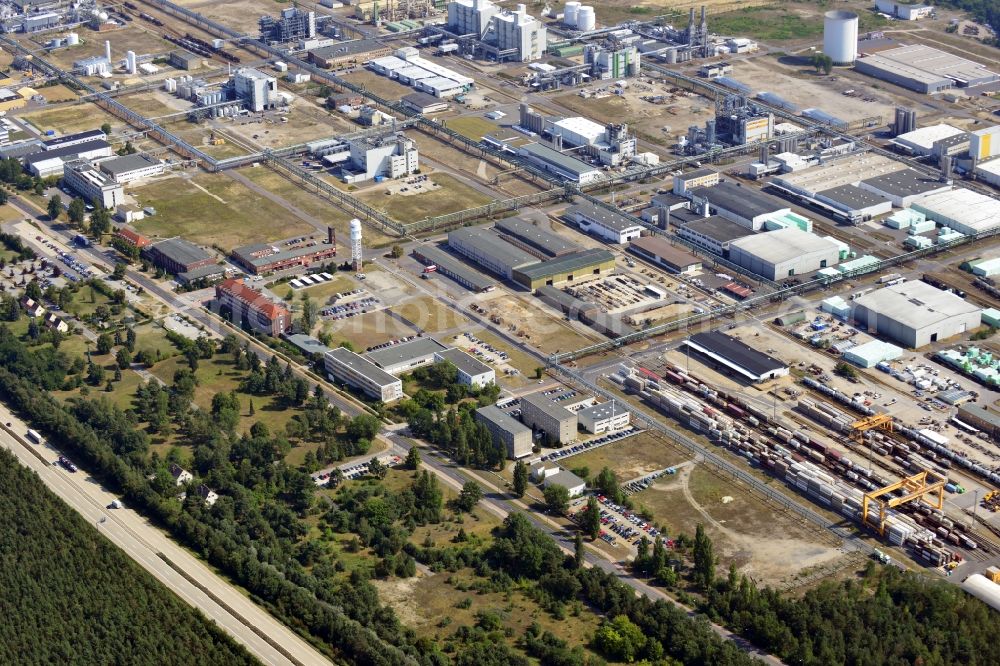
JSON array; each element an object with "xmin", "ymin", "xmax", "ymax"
[{"xmin": 576, "ymin": 5, "xmax": 595, "ymax": 31}]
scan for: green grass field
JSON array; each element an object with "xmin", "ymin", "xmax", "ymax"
[
  {"xmin": 358, "ymin": 174, "xmax": 493, "ymax": 223},
  {"xmin": 709, "ymin": 7, "xmax": 823, "ymax": 41},
  {"xmin": 445, "ymin": 116, "xmax": 502, "ymax": 141},
  {"xmin": 132, "ymin": 173, "xmax": 315, "ymax": 251}
]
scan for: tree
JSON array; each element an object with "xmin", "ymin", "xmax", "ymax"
[
  {"xmin": 404, "ymin": 446, "xmax": 420, "ymax": 470},
  {"xmin": 543, "ymin": 484, "xmax": 570, "ymax": 515},
  {"xmin": 580, "ymin": 495, "xmax": 601, "ymax": 539},
  {"xmin": 299, "ymin": 293, "xmax": 316, "ymax": 332},
  {"xmin": 512, "ymin": 459, "xmax": 528, "ymax": 498},
  {"xmin": 89, "ymin": 206, "xmax": 111, "ymax": 238},
  {"xmin": 454, "ymin": 481, "xmax": 483, "ymax": 513},
  {"xmin": 367, "ymin": 457, "xmax": 388, "ymax": 479},
  {"xmin": 112, "ymin": 263, "xmax": 127, "ymax": 280},
  {"xmin": 67, "ymin": 198, "xmax": 86, "ymax": 226},
  {"xmin": 125, "ymin": 327, "xmax": 136, "ymax": 352},
  {"xmin": 389, "ymin": 244, "xmax": 404, "ymax": 258},
  {"xmin": 346, "ymin": 413, "xmax": 380, "ymax": 442},
  {"xmin": 115, "ymin": 348, "xmax": 131, "ymax": 370},
  {"xmin": 693, "ymin": 523, "xmax": 715, "ymax": 590},
  {"xmin": 593, "ymin": 615, "xmax": 647, "ymax": 664},
  {"xmin": 47, "ymin": 194, "xmax": 62, "ymax": 221},
  {"xmin": 574, "ymin": 533, "xmax": 585, "ymax": 569},
  {"xmin": 101, "ymin": 122, "xmax": 112, "ymax": 135},
  {"xmin": 95, "ymin": 333, "xmax": 113, "ymax": 355}
]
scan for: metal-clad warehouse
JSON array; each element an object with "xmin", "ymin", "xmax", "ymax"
[
  {"xmin": 494, "ymin": 216, "xmax": 580, "ymax": 258},
  {"xmin": 852, "ymin": 281, "xmax": 981, "ymax": 348},
  {"xmin": 683, "ymin": 331, "xmax": 789, "ymax": 382},
  {"xmin": 447, "ymin": 228, "xmax": 537, "ymax": 279},
  {"xmin": 412, "ymin": 244, "xmax": 495, "ymax": 292},
  {"xmin": 511, "ymin": 248, "xmax": 615, "ymax": 289}
]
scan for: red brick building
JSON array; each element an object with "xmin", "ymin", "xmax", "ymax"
[
  {"xmin": 114, "ymin": 227, "xmax": 151, "ymax": 249},
  {"xmin": 215, "ymin": 279, "xmax": 291, "ymax": 337}
]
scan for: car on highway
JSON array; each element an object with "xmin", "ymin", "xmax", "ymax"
[{"xmin": 57, "ymin": 456, "xmax": 77, "ymax": 472}]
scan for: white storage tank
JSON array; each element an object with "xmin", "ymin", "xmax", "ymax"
[
  {"xmin": 823, "ymin": 10, "xmax": 858, "ymax": 65},
  {"xmin": 576, "ymin": 5, "xmax": 596, "ymax": 31},
  {"xmin": 563, "ymin": 1, "xmax": 580, "ymax": 26},
  {"xmin": 66, "ymin": 32, "xmax": 79, "ymax": 46}
]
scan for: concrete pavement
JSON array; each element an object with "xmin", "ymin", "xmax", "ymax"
[{"xmin": 0, "ymin": 400, "xmax": 332, "ymax": 666}]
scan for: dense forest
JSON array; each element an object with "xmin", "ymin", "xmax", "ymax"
[{"xmin": 0, "ymin": 448, "xmax": 257, "ymax": 666}]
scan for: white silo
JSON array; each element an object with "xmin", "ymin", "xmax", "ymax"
[
  {"xmin": 104, "ymin": 39, "xmax": 111, "ymax": 63},
  {"xmin": 576, "ymin": 5, "xmax": 595, "ymax": 31},
  {"xmin": 823, "ymin": 10, "xmax": 858, "ymax": 65},
  {"xmin": 563, "ymin": 1, "xmax": 579, "ymax": 26},
  {"xmin": 126, "ymin": 50, "xmax": 136, "ymax": 74},
  {"xmin": 349, "ymin": 218, "xmax": 363, "ymax": 273},
  {"xmin": 66, "ymin": 32, "xmax": 79, "ymax": 46}
]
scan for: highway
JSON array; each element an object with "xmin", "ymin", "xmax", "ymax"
[{"xmin": 0, "ymin": 401, "xmax": 332, "ymax": 666}]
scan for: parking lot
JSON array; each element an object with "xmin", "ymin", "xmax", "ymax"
[
  {"xmin": 568, "ymin": 490, "xmax": 668, "ymax": 550},
  {"xmin": 539, "ymin": 425, "xmax": 641, "ymax": 463},
  {"xmin": 454, "ymin": 332, "xmax": 520, "ymax": 378},
  {"xmin": 311, "ymin": 453, "xmax": 403, "ymax": 486}
]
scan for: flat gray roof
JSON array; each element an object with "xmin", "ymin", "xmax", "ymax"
[
  {"xmin": 285, "ymin": 333, "xmax": 332, "ymax": 356},
  {"xmin": 860, "ymin": 168, "xmax": 949, "ymax": 198},
  {"xmin": 513, "ymin": 248, "xmax": 615, "ymax": 281},
  {"xmin": 690, "ymin": 181, "xmax": 788, "ymax": 219},
  {"xmin": 448, "ymin": 228, "xmax": 537, "ymax": 270},
  {"xmin": 566, "ymin": 203, "xmax": 643, "ymax": 232},
  {"xmin": 628, "ymin": 236, "xmax": 702, "ymax": 269},
  {"xmin": 521, "ymin": 390, "xmax": 576, "ymax": 422},
  {"xmin": 476, "ymin": 404, "xmax": 532, "ymax": 435},
  {"xmin": 326, "ymin": 346, "xmax": 399, "ymax": 387},
  {"xmin": 865, "ymin": 44, "xmax": 999, "ymax": 86},
  {"xmin": 680, "ymin": 216, "xmax": 754, "ymax": 243},
  {"xmin": 519, "ymin": 142, "xmax": 598, "ymax": 177},
  {"xmin": 495, "ymin": 216, "xmax": 580, "ymax": 257},
  {"xmin": 364, "ymin": 337, "xmax": 446, "ymax": 369},
  {"xmin": 42, "ymin": 129, "xmax": 105, "ymax": 149},
  {"xmin": 959, "ymin": 404, "xmax": 1000, "ymax": 428},
  {"xmin": 730, "ymin": 228, "xmax": 840, "ymax": 263},
  {"xmin": 818, "ymin": 184, "xmax": 891, "ymax": 212},
  {"xmin": 231, "ymin": 241, "xmax": 336, "ymax": 268},
  {"xmin": 412, "ymin": 244, "xmax": 494, "ymax": 291},
  {"xmin": 98, "ymin": 153, "xmax": 160, "ymax": 176},
  {"xmin": 578, "ymin": 400, "xmax": 628, "ymax": 421},
  {"xmin": 311, "ymin": 38, "xmax": 386, "ymax": 58},
  {"xmin": 545, "ymin": 469, "xmax": 586, "ymax": 489},
  {"xmin": 436, "ymin": 347, "xmax": 492, "ymax": 378},
  {"xmin": 25, "ymin": 139, "xmax": 110, "ymax": 165},
  {"xmin": 147, "ymin": 238, "xmax": 212, "ymax": 265}
]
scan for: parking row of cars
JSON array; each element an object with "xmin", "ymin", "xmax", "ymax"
[
  {"xmin": 595, "ymin": 494, "xmax": 664, "ymax": 543},
  {"xmin": 321, "ymin": 295, "xmax": 379, "ymax": 320},
  {"xmin": 312, "ymin": 454, "xmax": 403, "ymax": 486},
  {"xmin": 623, "ymin": 467, "xmax": 676, "ymax": 495},
  {"xmin": 540, "ymin": 426, "xmax": 641, "ymax": 463},
  {"xmin": 459, "ymin": 333, "xmax": 510, "ymax": 365}
]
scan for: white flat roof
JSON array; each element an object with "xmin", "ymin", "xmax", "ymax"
[
  {"xmin": 975, "ymin": 157, "xmax": 1000, "ymax": 177},
  {"xmin": 912, "ymin": 187, "xmax": 1000, "ymax": 233},
  {"xmin": 893, "ymin": 123, "xmax": 965, "ymax": 151},
  {"xmin": 854, "ymin": 280, "xmax": 980, "ymax": 330},
  {"xmin": 730, "ymin": 228, "xmax": 840, "ymax": 263},
  {"xmin": 773, "ymin": 154, "xmax": 905, "ymax": 197},
  {"xmin": 552, "ymin": 116, "xmax": 606, "ymax": 144},
  {"xmin": 419, "ymin": 76, "xmax": 464, "ymax": 92}
]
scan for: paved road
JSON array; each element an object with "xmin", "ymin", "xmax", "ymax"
[{"xmin": 0, "ymin": 401, "xmax": 332, "ymax": 666}]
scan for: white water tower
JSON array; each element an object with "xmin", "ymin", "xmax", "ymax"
[
  {"xmin": 823, "ymin": 10, "xmax": 858, "ymax": 65},
  {"xmin": 349, "ymin": 218, "xmax": 363, "ymax": 273}
]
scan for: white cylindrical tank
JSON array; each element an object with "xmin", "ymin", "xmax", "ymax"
[
  {"xmin": 576, "ymin": 5, "xmax": 595, "ymax": 31},
  {"xmin": 823, "ymin": 10, "xmax": 858, "ymax": 65},
  {"xmin": 126, "ymin": 50, "xmax": 136, "ymax": 74},
  {"xmin": 104, "ymin": 39, "xmax": 111, "ymax": 63},
  {"xmin": 66, "ymin": 32, "xmax": 79, "ymax": 46},
  {"xmin": 563, "ymin": 1, "xmax": 580, "ymax": 26}
]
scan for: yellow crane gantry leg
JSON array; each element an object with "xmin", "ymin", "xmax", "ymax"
[
  {"xmin": 862, "ymin": 470, "xmax": 946, "ymax": 536},
  {"xmin": 850, "ymin": 413, "xmax": 894, "ymax": 444}
]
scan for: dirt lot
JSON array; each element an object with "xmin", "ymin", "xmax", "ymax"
[
  {"xmin": 37, "ymin": 85, "xmax": 79, "ymax": 103},
  {"xmin": 391, "ymin": 295, "xmax": 471, "ymax": 334},
  {"xmin": 131, "ymin": 172, "xmax": 315, "ymax": 250},
  {"xmin": 37, "ymin": 25, "xmax": 175, "ymax": 71},
  {"xmin": 563, "ymin": 431, "xmax": 691, "ymax": 482},
  {"xmin": 357, "ymin": 173, "xmax": 494, "ymax": 224},
  {"xmin": 633, "ymin": 464, "xmax": 843, "ymax": 586},
  {"xmin": 341, "ymin": 70, "xmax": 414, "ymax": 101},
  {"xmin": 321, "ymin": 308, "xmax": 418, "ymax": 351},
  {"xmin": 478, "ymin": 292, "xmax": 600, "ymax": 356},
  {"xmin": 18, "ymin": 102, "xmax": 120, "ymax": 135},
  {"xmin": 222, "ymin": 98, "xmax": 356, "ymax": 149},
  {"xmin": 170, "ymin": 0, "xmax": 285, "ymax": 33}
]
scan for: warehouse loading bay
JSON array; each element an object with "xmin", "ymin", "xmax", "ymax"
[{"xmin": 7, "ymin": 0, "xmax": 1000, "ymax": 604}]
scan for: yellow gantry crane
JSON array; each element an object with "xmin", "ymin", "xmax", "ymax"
[
  {"xmin": 850, "ymin": 413, "xmax": 895, "ymax": 444},
  {"xmin": 863, "ymin": 471, "xmax": 946, "ymax": 535}
]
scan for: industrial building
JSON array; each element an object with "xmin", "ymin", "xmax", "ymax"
[
  {"xmin": 577, "ymin": 400, "xmax": 630, "ymax": 434},
  {"xmin": 309, "ymin": 40, "xmax": 392, "ymax": 69},
  {"xmin": 875, "ymin": 0, "xmax": 933, "ymax": 20},
  {"xmin": 230, "ymin": 239, "xmax": 337, "ymax": 275},
  {"xmin": 400, "ymin": 92, "xmax": 450, "ymax": 114},
  {"xmin": 814, "ymin": 184, "xmax": 893, "ymax": 223},
  {"xmin": 728, "ymin": 228, "xmax": 842, "ymax": 280},
  {"xmin": 61, "ymin": 160, "xmax": 124, "ymax": 209},
  {"xmin": 910, "ymin": 188, "xmax": 1000, "ymax": 235},
  {"xmin": 854, "ymin": 44, "xmax": 999, "ymax": 93},
  {"xmin": 142, "ymin": 238, "xmax": 216, "ymax": 275},
  {"xmin": 232, "ymin": 68, "xmax": 279, "ymax": 112},
  {"xmin": 520, "ymin": 391, "xmax": 578, "ymax": 444},
  {"xmin": 852, "ymin": 281, "xmax": 981, "ymax": 348},
  {"xmin": 475, "ymin": 405, "xmax": 533, "ymax": 459},
  {"xmin": 412, "ymin": 244, "xmax": 495, "ymax": 292},
  {"xmin": 447, "ymin": 0, "xmax": 498, "ymax": 39},
  {"xmin": 975, "ymin": 158, "xmax": 1000, "ymax": 189},
  {"xmin": 683, "ymin": 331, "xmax": 790, "ymax": 383},
  {"xmin": 676, "ymin": 215, "xmax": 753, "ymax": 256},
  {"xmin": 627, "ymin": 236, "xmax": 702, "ymax": 274},
  {"xmin": 341, "ymin": 133, "xmax": 418, "ymax": 184},
  {"xmin": 970, "ymin": 126, "xmax": 1000, "ymax": 161},
  {"xmin": 956, "ymin": 404, "xmax": 1000, "ymax": 439},
  {"xmin": 448, "ymin": 228, "xmax": 536, "ymax": 279},
  {"xmin": 215, "ymin": 278, "xmax": 291, "ymax": 337},
  {"xmin": 168, "ymin": 50, "xmax": 202, "ymax": 71},
  {"xmin": 689, "ymin": 181, "xmax": 790, "ymax": 231},
  {"xmin": 434, "ymin": 348, "xmax": 495, "ymax": 388},
  {"xmin": 42, "ymin": 129, "xmax": 106, "ymax": 151},
  {"xmin": 494, "ymin": 216, "xmax": 580, "ymax": 258},
  {"xmin": 891, "ymin": 124, "xmax": 968, "ymax": 157},
  {"xmin": 842, "ymin": 339, "xmax": 903, "ymax": 368},
  {"xmin": 542, "ymin": 469, "xmax": 586, "ymax": 497},
  {"xmin": 324, "ymin": 347, "xmax": 404, "ymax": 403},
  {"xmin": 25, "ymin": 139, "xmax": 112, "ymax": 178},
  {"xmin": 364, "ymin": 337, "xmax": 447, "ymax": 375},
  {"xmin": 586, "ymin": 43, "xmax": 641, "ymax": 79},
  {"xmin": 517, "ymin": 143, "xmax": 603, "ymax": 185},
  {"xmin": 547, "ymin": 118, "xmax": 637, "ymax": 167},
  {"xmin": 368, "ymin": 49, "xmax": 474, "ymax": 98},
  {"xmin": 493, "ymin": 4, "xmax": 546, "ymax": 62},
  {"xmin": 673, "ymin": 168, "xmax": 719, "ymax": 194},
  {"xmin": 511, "ymin": 248, "xmax": 616, "ymax": 290},
  {"xmin": 565, "ymin": 203, "xmax": 643, "ymax": 244},
  {"xmin": 857, "ymin": 168, "xmax": 953, "ymax": 208},
  {"xmin": 259, "ymin": 7, "xmax": 315, "ymax": 43},
  {"xmin": 96, "ymin": 154, "xmax": 165, "ymax": 183}
]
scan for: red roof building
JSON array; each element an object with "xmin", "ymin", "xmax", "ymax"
[
  {"xmin": 114, "ymin": 227, "xmax": 151, "ymax": 249},
  {"xmin": 215, "ymin": 279, "xmax": 291, "ymax": 337}
]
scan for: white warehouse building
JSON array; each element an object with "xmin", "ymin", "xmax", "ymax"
[
  {"xmin": 852, "ymin": 281, "xmax": 981, "ymax": 349},
  {"xmin": 62, "ymin": 160, "xmax": 124, "ymax": 209},
  {"xmin": 728, "ymin": 228, "xmax": 841, "ymax": 280},
  {"xmin": 343, "ymin": 133, "xmax": 419, "ymax": 184}
]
